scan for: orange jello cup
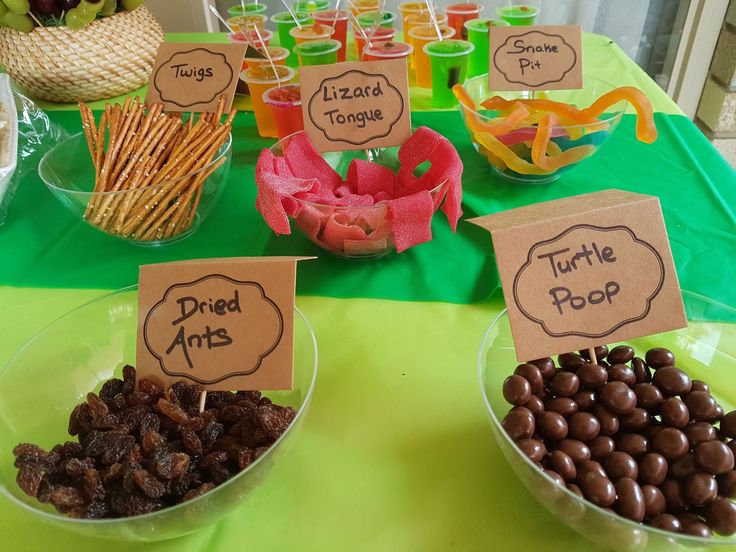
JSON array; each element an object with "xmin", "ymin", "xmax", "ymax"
[
  {"xmin": 243, "ymin": 46, "xmax": 290, "ymax": 70},
  {"xmin": 397, "ymin": 2, "xmax": 437, "ymax": 31},
  {"xmin": 354, "ymin": 27, "xmax": 397, "ymax": 60},
  {"xmin": 289, "ymin": 23, "xmax": 335, "ymax": 45},
  {"xmin": 227, "ymin": 14, "xmax": 267, "ymax": 32},
  {"xmin": 350, "ymin": 0, "xmax": 382, "ymax": 16},
  {"xmin": 263, "ymin": 85, "xmax": 304, "ymax": 140},
  {"xmin": 408, "ymin": 24, "xmax": 455, "ymax": 88},
  {"xmin": 404, "ymin": 11, "xmax": 448, "ymax": 34},
  {"xmin": 241, "ymin": 65, "xmax": 296, "ymax": 138}
]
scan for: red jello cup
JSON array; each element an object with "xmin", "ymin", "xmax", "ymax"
[
  {"xmin": 228, "ymin": 29, "xmax": 272, "ymax": 49},
  {"xmin": 313, "ymin": 10, "xmax": 349, "ymax": 62},
  {"xmin": 263, "ymin": 85, "xmax": 304, "ymax": 139},
  {"xmin": 363, "ymin": 41, "xmax": 414, "ymax": 61},
  {"xmin": 354, "ymin": 27, "xmax": 397, "ymax": 60},
  {"xmin": 445, "ymin": 3, "xmax": 484, "ymax": 39}
]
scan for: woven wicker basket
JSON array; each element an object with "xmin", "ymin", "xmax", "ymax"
[{"xmin": 0, "ymin": 7, "xmax": 163, "ymax": 103}]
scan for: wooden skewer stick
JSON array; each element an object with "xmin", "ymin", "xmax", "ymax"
[
  {"xmin": 198, "ymin": 391, "xmax": 207, "ymax": 413},
  {"xmin": 588, "ymin": 347, "xmax": 598, "ymax": 365}
]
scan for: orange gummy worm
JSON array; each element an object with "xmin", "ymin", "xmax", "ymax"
[{"xmin": 582, "ymin": 86, "xmax": 657, "ymax": 143}]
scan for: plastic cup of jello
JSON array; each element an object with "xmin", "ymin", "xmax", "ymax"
[
  {"xmin": 228, "ymin": 29, "xmax": 272, "ymax": 50},
  {"xmin": 227, "ymin": 3, "xmax": 267, "ymax": 17},
  {"xmin": 294, "ymin": 39, "xmax": 341, "ymax": 66},
  {"xmin": 363, "ymin": 41, "xmax": 414, "ymax": 61},
  {"xmin": 404, "ymin": 11, "xmax": 448, "ymax": 34},
  {"xmin": 408, "ymin": 24, "xmax": 456, "ymax": 88},
  {"xmin": 356, "ymin": 10, "xmax": 397, "ymax": 29},
  {"xmin": 289, "ymin": 23, "xmax": 335, "ymax": 45},
  {"xmin": 241, "ymin": 65, "xmax": 296, "ymax": 138},
  {"xmin": 293, "ymin": 0, "xmax": 330, "ymax": 13},
  {"xmin": 354, "ymin": 26, "xmax": 397, "ymax": 60},
  {"xmin": 497, "ymin": 4, "xmax": 539, "ymax": 26},
  {"xmin": 350, "ymin": 0, "xmax": 382, "ymax": 16},
  {"xmin": 397, "ymin": 2, "xmax": 437, "ymax": 30},
  {"xmin": 313, "ymin": 10, "xmax": 349, "ymax": 62},
  {"xmin": 243, "ymin": 46, "xmax": 290, "ymax": 70},
  {"xmin": 263, "ymin": 85, "xmax": 304, "ymax": 140},
  {"xmin": 424, "ymin": 39, "xmax": 474, "ymax": 107},
  {"xmin": 445, "ymin": 3, "xmax": 484, "ymax": 39},
  {"xmin": 465, "ymin": 18, "xmax": 510, "ymax": 77},
  {"xmin": 271, "ymin": 11, "xmax": 311, "ymax": 65},
  {"xmin": 227, "ymin": 13, "xmax": 268, "ymax": 32}
]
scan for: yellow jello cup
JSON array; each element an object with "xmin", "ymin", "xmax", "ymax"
[
  {"xmin": 241, "ymin": 65, "xmax": 296, "ymax": 138},
  {"xmin": 289, "ymin": 23, "xmax": 335, "ymax": 45},
  {"xmin": 243, "ymin": 46, "xmax": 290, "ymax": 70},
  {"xmin": 404, "ymin": 11, "xmax": 448, "ymax": 34},
  {"xmin": 227, "ymin": 14, "xmax": 267, "ymax": 32},
  {"xmin": 397, "ymin": 2, "xmax": 437, "ymax": 32},
  {"xmin": 408, "ymin": 24, "xmax": 455, "ymax": 88}
]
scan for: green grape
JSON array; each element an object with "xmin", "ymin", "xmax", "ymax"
[
  {"xmin": 120, "ymin": 0, "xmax": 144, "ymax": 11},
  {"xmin": 3, "ymin": 0, "xmax": 29, "ymax": 15},
  {"xmin": 100, "ymin": 0, "xmax": 116, "ymax": 15},
  {"xmin": 64, "ymin": 7, "xmax": 88, "ymax": 29},
  {"xmin": 78, "ymin": 0, "xmax": 103, "ymax": 16},
  {"xmin": 2, "ymin": 11, "xmax": 34, "ymax": 31}
]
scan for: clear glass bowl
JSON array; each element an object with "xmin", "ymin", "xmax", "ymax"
[
  {"xmin": 459, "ymin": 74, "xmax": 627, "ymax": 184},
  {"xmin": 39, "ymin": 132, "xmax": 232, "ymax": 246},
  {"xmin": 269, "ymin": 131, "xmax": 449, "ymax": 259},
  {"xmin": 479, "ymin": 291, "xmax": 736, "ymax": 551},
  {"xmin": 0, "ymin": 286, "xmax": 318, "ymax": 541}
]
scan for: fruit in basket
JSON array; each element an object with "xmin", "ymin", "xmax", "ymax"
[
  {"xmin": 2, "ymin": 0, "xmax": 146, "ymax": 31},
  {"xmin": 1, "ymin": 11, "xmax": 34, "ymax": 31},
  {"xmin": 3, "ymin": 0, "xmax": 29, "ymax": 15}
]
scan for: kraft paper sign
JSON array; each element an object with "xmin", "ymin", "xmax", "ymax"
[
  {"xmin": 136, "ymin": 257, "xmax": 312, "ymax": 391},
  {"xmin": 145, "ymin": 43, "xmax": 247, "ymax": 113},
  {"xmin": 299, "ymin": 59, "xmax": 411, "ymax": 152},
  {"xmin": 470, "ymin": 190, "xmax": 687, "ymax": 362},
  {"xmin": 489, "ymin": 25, "xmax": 583, "ymax": 90}
]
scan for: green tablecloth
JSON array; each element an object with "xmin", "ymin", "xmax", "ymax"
[{"xmin": 1, "ymin": 30, "xmax": 735, "ymax": 552}]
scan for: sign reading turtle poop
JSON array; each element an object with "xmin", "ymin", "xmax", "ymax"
[
  {"xmin": 470, "ymin": 190, "xmax": 687, "ymax": 362},
  {"xmin": 145, "ymin": 42, "xmax": 247, "ymax": 113},
  {"xmin": 489, "ymin": 24, "xmax": 583, "ymax": 91},
  {"xmin": 299, "ymin": 59, "xmax": 412, "ymax": 152},
  {"xmin": 137, "ymin": 257, "xmax": 312, "ymax": 391}
]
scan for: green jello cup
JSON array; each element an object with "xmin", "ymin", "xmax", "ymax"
[
  {"xmin": 465, "ymin": 18, "xmax": 510, "ymax": 77},
  {"xmin": 294, "ymin": 39, "xmax": 341, "ymax": 66},
  {"xmin": 271, "ymin": 11, "xmax": 312, "ymax": 66},
  {"xmin": 496, "ymin": 5, "xmax": 539, "ymax": 26},
  {"xmin": 293, "ymin": 0, "xmax": 330, "ymax": 13},
  {"xmin": 227, "ymin": 3, "xmax": 267, "ymax": 17},
  {"xmin": 356, "ymin": 10, "xmax": 397, "ymax": 29},
  {"xmin": 423, "ymin": 39, "xmax": 474, "ymax": 107}
]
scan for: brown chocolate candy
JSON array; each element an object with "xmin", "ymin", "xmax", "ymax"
[
  {"xmin": 695, "ymin": 441, "xmax": 735, "ymax": 475},
  {"xmin": 641, "ymin": 423, "xmax": 664, "ymax": 440},
  {"xmin": 684, "ymin": 391, "xmax": 718, "ymax": 422},
  {"xmin": 633, "ymin": 383, "xmax": 663, "ymax": 412},
  {"xmin": 652, "ymin": 367, "xmax": 692, "ymax": 396},
  {"xmin": 545, "ymin": 397, "xmax": 578, "ymax": 417},
  {"xmin": 567, "ymin": 482, "xmax": 584, "ymax": 498},
  {"xmin": 648, "ymin": 513, "xmax": 682, "ymax": 532},
  {"xmin": 642, "ymin": 484, "xmax": 667, "ymax": 518},
  {"xmin": 578, "ymin": 460, "xmax": 608, "ymax": 479},
  {"xmin": 556, "ymin": 439, "xmax": 591, "ymax": 465},
  {"xmin": 660, "ymin": 397, "xmax": 690, "ymax": 429},
  {"xmin": 568, "ymin": 412, "xmax": 601, "ymax": 442},
  {"xmin": 558, "ymin": 353, "xmax": 586, "ymax": 371},
  {"xmin": 684, "ymin": 422, "xmax": 717, "ymax": 447},
  {"xmin": 543, "ymin": 469, "xmax": 565, "ymax": 487},
  {"xmin": 514, "ymin": 363, "xmax": 545, "ymax": 396},
  {"xmin": 529, "ymin": 358, "xmax": 556, "ymax": 380},
  {"xmin": 652, "ymin": 428, "xmax": 689, "ymax": 461},
  {"xmin": 631, "ymin": 357, "xmax": 651, "ymax": 383},
  {"xmin": 638, "ymin": 453, "xmax": 668, "ymax": 486},
  {"xmin": 717, "ymin": 471, "xmax": 736, "ymax": 499},
  {"xmin": 579, "ymin": 471, "xmax": 616, "ymax": 507},
  {"xmin": 600, "ymin": 382, "xmax": 637, "ymax": 415},
  {"xmin": 704, "ymin": 497, "xmax": 736, "ymax": 536},
  {"xmin": 607, "ymin": 364, "xmax": 636, "ymax": 387},
  {"xmin": 690, "ymin": 379, "xmax": 710, "ymax": 393},
  {"xmin": 549, "ymin": 372, "xmax": 580, "ymax": 398},
  {"xmin": 577, "ymin": 364, "xmax": 608, "ymax": 390},
  {"xmin": 579, "ymin": 345, "xmax": 609, "ymax": 362},
  {"xmin": 571, "ymin": 390, "xmax": 596, "ymax": 412},
  {"xmin": 604, "ymin": 451, "xmax": 639, "ymax": 481},
  {"xmin": 503, "ymin": 375, "xmax": 532, "ymax": 406},
  {"xmin": 678, "ymin": 513, "xmax": 713, "ymax": 538},
  {"xmin": 608, "ymin": 345, "xmax": 635, "ymax": 365},
  {"xmin": 619, "ymin": 408, "xmax": 650, "ymax": 433},
  {"xmin": 502, "ymin": 407, "xmax": 535, "ymax": 441},
  {"xmin": 518, "ymin": 438, "xmax": 546, "ymax": 463},
  {"xmin": 592, "ymin": 404, "xmax": 620, "ymax": 436},
  {"xmin": 548, "ymin": 450, "xmax": 577, "ymax": 482},
  {"xmin": 615, "ymin": 477, "xmax": 645, "ymax": 522},
  {"xmin": 589, "ymin": 436, "xmax": 615, "ymax": 461},
  {"xmin": 683, "ymin": 472, "xmax": 718, "ymax": 506},
  {"xmin": 660, "ymin": 478, "xmax": 687, "ymax": 513},
  {"xmin": 616, "ymin": 434, "xmax": 650, "ymax": 459},
  {"xmin": 720, "ymin": 411, "xmax": 736, "ymax": 439},
  {"xmin": 537, "ymin": 411, "xmax": 568, "ymax": 441},
  {"xmin": 645, "ymin": 348, "xmax": 675, "ymax": 369},
  {"xmin": 670, "ymin": 453, "xmax": 697, "ymax": 480},
  {"xmin": 525, "ymin": 395, "xmax": 545, "ymax": 416}
]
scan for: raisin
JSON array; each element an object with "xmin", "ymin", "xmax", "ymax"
[
  {"xmin": 138, "ymin": 378, "xmax": 164, "ymax": 400},
  {"xmin": 235, "ymin": 447, "xmax": 254, "ymax": 470},
  {"xmin": 141, "ymin": 431, "xmax": 167, "ymax": 456},
  {"xmin": 220, "ymin": 405, "xmax": 247, "ymax": 423},
  {"xmin": 50, "ymin": 486, "xmax": 86, "ymax": 509},
  {"xmin": 110, "ymin": 491, "xmax": 161, "ymax": 517},
  {"xmin": 200, "ymin": 421, "xmax": 224, "ymax": 451},
  {"xmin": 98, "ymin": 378, "xmax": 124, "ymax": 403},
  {"xmin": 16, "ymin": 466, "xmax": 43, "ymax": 497},
  {"xmin": 91, "ymin": 413, "xmax": 120, "ymax": 430},
  {"xmin": 205, "ymin": 391, "xmax": 237, "ymax": 409},
  {"xmin": 84, "ymin": 501, "xmax": 109, "ymax": 519},
  {"xmin": 101, "ymin": 463, "xmax": 123, "ymax": 483},
  {"xmin": 133, "ymin": 469, "xmax": 165, "ymax": 499},
  {"xmin": 237, "ymin": 390, "xmax": 262, "ymax": 402},
  {"xmin": 169, "ymin": 453, "xmax": 190, "ymax": 479},
  {"xmin": 37, "ymin": 476, "xmax": 53, "ymax": 503},
  {"xmin": 86, "ymin": 392, "xmax": 109, "ymax": 419},
  {"xmin": 13, "ymin": 443, "xmax": 47, "ymax": 468},
  {"xmin": 180, "ymin": 385, "xmax": 203, "ymax": 417},
  {"xmin": 124, "ymin": 443, "xmax": 143, "ymax": 464},
  {"xmin": 201, "ymin": 450, "xmax": 228, "ymax": 469},
  {"xmin": 185, "ymin": 416, "xmax": 206, "ymax": 432},
  {"xmin": 65, "ymin": 457, "xmax": 95, "ymax": 477},
  {"xmin": 169, "ymin": 382, "xmax": 187, "ymax": 405},
  {"xmin": 181, "ymin": 428, "xmax": 203, "ymax": 455},
  {"xmin": 122, "ymin": 461, "xmax": 142, "ymax": 493},
  {"xmin": 122, "ymin": 365, "xmax": 137, "ymax": 396},
  {"xmin": 120, "ymin": 405, "xmax": 149, "ymax": 430},
  {"xmin": 127, "ymin": 391, "xmax": 153, "ymax": 407},
  {"xmin": 68, "ymin": 403, "xmax": 92, "ymax": 437},
  {"xmin": 84, "ymin": 469, "xmax": 105, "ymax": 501},
  {"xmin": 254, "ymin": 446, "xmax": 269, "ymax": 460},
  {"xmin": 209, "ymin": 463, "xmax": 232, "ymax": 484},
  {"xmin": 157, "ymin": 399, "xmax": 189, "ymax": 424},
  {"xmin": 110, "ymin": 393, "xmax": 127, "ymax": 412},
  {"xmin": 139, "ymin": 413, "xmax": 160, "ymax": 436},
  {"xmin": 61, "ymin": 441, "xmax": 83, "ymax": 459},
  {"xmin": 256, "ymin": 405, "xmax": 293, "ymax": 440},
  {"xmin": 182, "ymin": 482, "xmax": 215, "ymax": 502},
  {"xmin": 258, "ymin": 397, "xmax": 272, "ymax": 406}
]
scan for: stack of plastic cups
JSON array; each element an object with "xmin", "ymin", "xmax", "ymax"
[
  {"xmin": 465, "ymin": 18, "xmax": 509, "ymax": 77},
  {"xmin": 313, "ymin": 9, "xmax": 349, "ymax": 62},
  {"xmin": 445, "ymin": 3, "xmax": 484, "ymax": 39},
  {"xmin": 408, "ymin": 24, "xmax": 455, "ymax": 88},
  {"xmin": 271, "ymin": 11, "xmax": 311, "ymax": 66},
  {"xmin": 263, "ymin": 84, "xmax": 304, "ymax": 139},
  {"xmin": 241, "ymin": 65, "xmax": 297, "ymax": 138},
  {"xmin": 423, "ymin": 39, "xmax": 474, "ymax": 107},
  {"xmin": 354, "ymin": 26, "xmax": 397, "ymax": 61}
]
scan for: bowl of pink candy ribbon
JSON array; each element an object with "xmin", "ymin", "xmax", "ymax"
[{"xmin": 254, "ymin": 128, "xmax": 463, "ymax": 259}]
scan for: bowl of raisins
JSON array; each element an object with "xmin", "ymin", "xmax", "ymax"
[
  {"xmin": 0, "ymin": 286, "xmax": 318, "ymax": 541},
  {"xmin": 478, "ymin": 291, "xmax": 736, "ymax": 550}
]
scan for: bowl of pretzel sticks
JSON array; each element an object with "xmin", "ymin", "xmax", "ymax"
[{"xmin": 38, "ymin": 96, "xmax": 234, "ymax": 245}]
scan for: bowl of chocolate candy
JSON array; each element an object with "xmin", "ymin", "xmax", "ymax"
[
  {"xmin": 479, "ymin": 291, "xmax": 736, "ymax": 550},
  {"xmin": 0, "ymin": 286, "xmax": 318, "ymax": 541}
]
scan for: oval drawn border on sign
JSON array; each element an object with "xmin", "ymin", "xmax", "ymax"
[
  {"xmin": 154, "ymin": 48, "xmax": 234, "ymax": 109},
  {"xmin": 492, "ymin": 30, "xmax": 578, "ymax": 87},
  {"xmin": 307, "ymin": 69, "xmax": 405, "ymax": 146},
  {"xmin": 143, "ymin": 274, "xmax": 284, "ymax": 384},
  {"xmin": 511, "ymin": 224, "xmax": 665, "ymax": 338}
]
